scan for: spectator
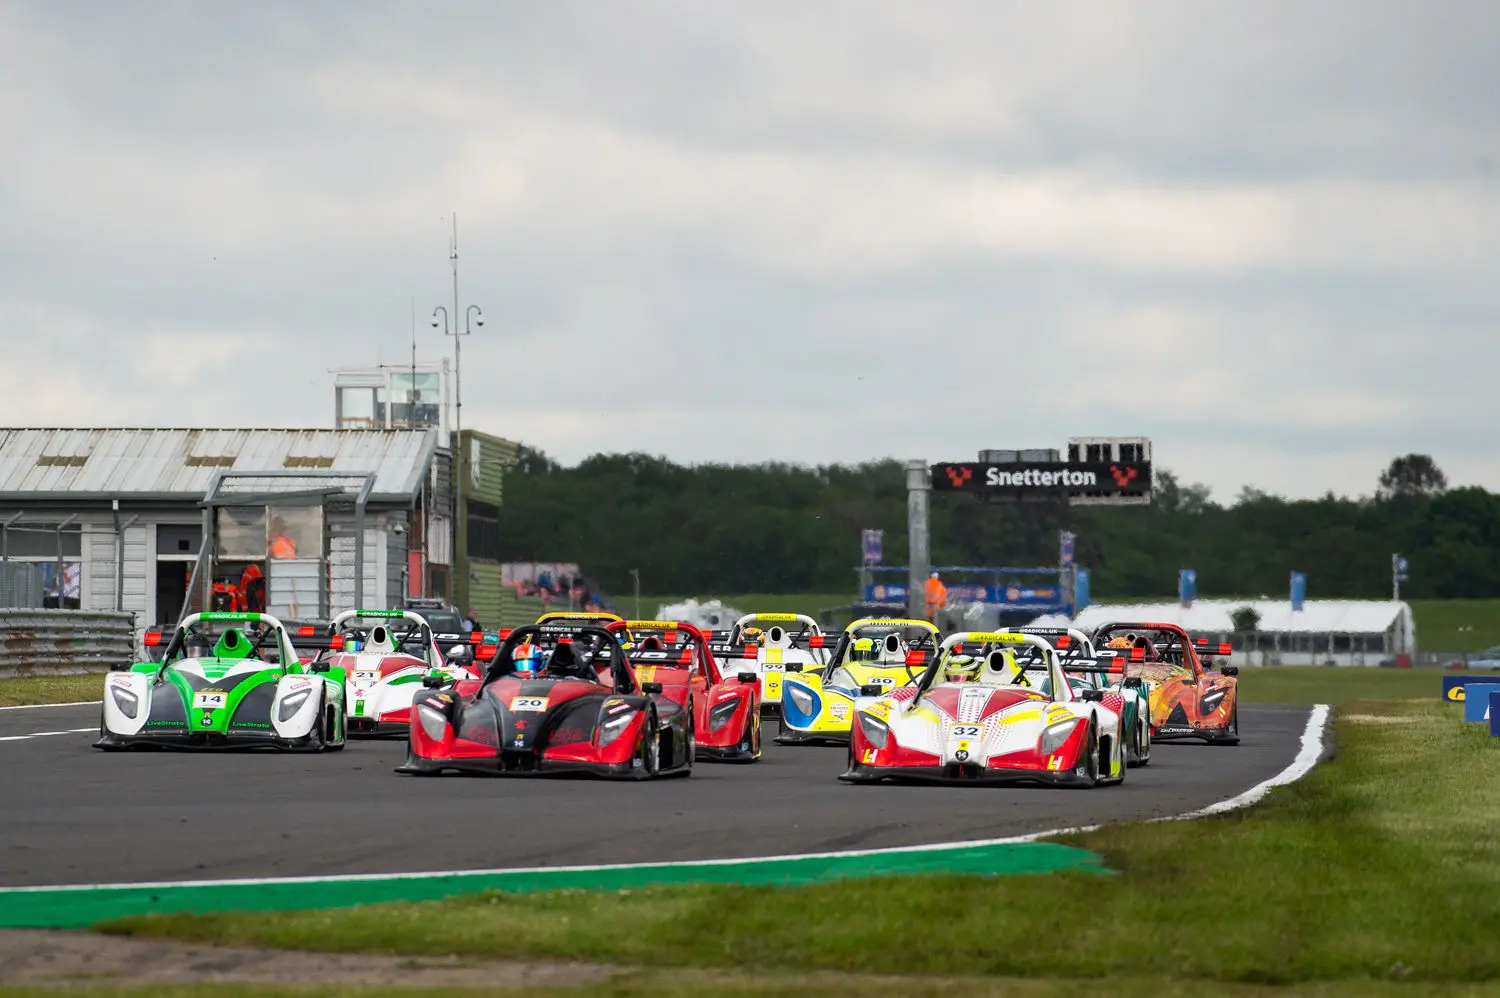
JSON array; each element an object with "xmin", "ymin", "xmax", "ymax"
[
  {"xmin": 462, "ymin": 607, "xmax": 481, "ymax": 632},
  {"xmin": 537, "ymin": 568, "xmax": 554, "ymax": 592},
  {"xmin": 269, "ymin": 516, "xmax": 297, "ymax": 559}
]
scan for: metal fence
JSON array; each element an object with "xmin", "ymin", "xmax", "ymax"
[
  {"xmin": 0, "ymin": 609, "xmax": 136, "ymax": 676},
  {"xmin": 0, "ymin": 563, "xmax": 45, "ymax": 609}
]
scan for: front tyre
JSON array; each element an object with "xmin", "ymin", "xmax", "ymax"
[
  {"xmin": 635, "ymin": 706, "xmax": 660, "ymax": 778},
  {"xmin": 1069, "ymin": 722, "xmax": 1099, "ymax": 788},
  {"xmin": 1214, "ymin": 704, "xmax": 1241, "ymax": 746}
]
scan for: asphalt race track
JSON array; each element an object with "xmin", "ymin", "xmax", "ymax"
[{"xmin": 0, "ymin": 702, "xmax": 1313, "ymax": 887}]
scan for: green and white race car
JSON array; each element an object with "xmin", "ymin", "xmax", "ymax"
[{"xmin": 95, "ymin": 611, "xmax": 347, "ymax": 751}]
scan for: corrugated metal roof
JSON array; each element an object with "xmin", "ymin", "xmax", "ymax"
[
  {"xmin": 0, "ymin": 428, "xmax": 439, "ymax": 500},
  {"xmin": 1032, "ymin": 599, "xmax": 1413, "ymax": 636}
]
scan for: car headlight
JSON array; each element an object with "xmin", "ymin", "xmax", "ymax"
[
  {"xmin": 416, "ymin": 703, "xmax": 449, "ymax": 741},
  {"xmin": 709, "ymin": 697, "xmax": 741, "ymax": 732},
  {"xmin": 1039, "ymin": 718, "xmax": 1081, "ymax": 755},
  {"xmin": 1200, "ymin": 688, "xmax": 1228, "ymax": 711},
  {"xmin": 786, "ymin": 684, "xmax": 815, "ymax": 714},
  {"xmin": 109, "ymin": 685, "xmax": 138, "ymax": 719},
  {"xmin": 857, "ymin": 713, "xmax": 889, "ymax": 749},
  {"xmin": 277, "ymin": 688, "xmax": 312, "ymax": 722},
  {"xmin": 597, "ymin": 706, "xmax": 638, "ymax": 746}
]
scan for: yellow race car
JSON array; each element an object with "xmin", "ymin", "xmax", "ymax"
[{"xmin": 775, "ymin": 617, "xmax": 941, "ymax": 745}]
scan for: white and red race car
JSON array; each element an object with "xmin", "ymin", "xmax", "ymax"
[
  {"xmin": 311, "ymin": 609, "xmax": 484, "ymax": 737},
  {"xmin": 841, "ymin": 630, "xmax": 1126, "ymax": 788}
]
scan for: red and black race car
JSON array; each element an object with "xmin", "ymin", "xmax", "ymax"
[
  {"xmin": 396, "ymin": 623, "xmax": 693, "ymax": 778},
  {"xmin": 1090, "ymin": 621, "xmax": 1240, "ymax": 745},
  {"xmin": 607, "ymin": 619, "xmax": 763, "ymax": 762}
]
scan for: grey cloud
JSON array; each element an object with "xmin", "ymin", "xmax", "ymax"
[{"xmin": 1, "ymin": 0, "xmax": 1497, "ymax": 501}]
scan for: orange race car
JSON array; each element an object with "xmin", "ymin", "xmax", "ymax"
[{"xmin": 1090, "ymin": 622, "xmax": 1240, "ymax": 745}]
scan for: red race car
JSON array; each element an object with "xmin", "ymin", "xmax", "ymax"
[
  {"xmin": 396, "ymin": 623, "xmax": 693, "ymax": 778},
  {"xmin": 608, "ymin": 619, "xmax": 762, "ymax": 762},
  {"xmin": 1090, "ymin": 622, "xmax": 1240, "ymax": 745}
]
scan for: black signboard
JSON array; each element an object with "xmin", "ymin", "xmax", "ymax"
[{"xmin": 931, "ymin": 461, "xmax": 1152, "ymax": 497}]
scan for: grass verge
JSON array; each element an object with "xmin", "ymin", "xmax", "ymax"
[
  {"xmin": 101, "ymin": 697, "xmax": 1500, "ymax": 987},
  {"xmin": 1237, "ymin": 665, "xmax": 1468, "ymax": 705},
  {"xmin": 0, "ymin": 672, "xmax": 102, "ymax": 707}
]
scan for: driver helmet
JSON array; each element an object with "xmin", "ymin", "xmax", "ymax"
[
  {"xmin": 943, "ymin": 654, "xmax": 980, "ymax": 684},
  {"xmin": 742, "ymin": 626, "xmax": 763, "ymax": 643},
  {"xmin": 851, "ymin": 637, "xmax": 877, "ymax": 662},
  {"xmin": 514, "ymin": 641, "xmax": 542, "ymax": 675},
  {"xmin": 1106, "ymin": 636, "xmax": 1134, "ymax": 650}
]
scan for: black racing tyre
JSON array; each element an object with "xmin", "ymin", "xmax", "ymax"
[
  {"xmin": 636, "ymin": 705, "xmax": 661, "ymax": 777},
  {"xmin": 1215, "ymin": 704, "xmax": 1241, "ymax": 746},
  {"xmin": 325, "ymin": 704, "xmax": 345, "ymax": 751},
  {"xmin": 1070, "ymin": 722, "xmax": 1099, "ymax": 787}
]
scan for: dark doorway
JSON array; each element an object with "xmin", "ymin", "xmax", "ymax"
[{"xmin": 155, "ymin": 560, "xmax": 191, "ymax": 626}]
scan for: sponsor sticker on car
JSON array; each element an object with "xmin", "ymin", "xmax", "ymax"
[
  {"xmin": 353, "ymin": 670, "xmax": 381, "ymax": 685},
  {"xmin": 193, "ymin": 691, "xmax": 227, "ymax": 709},
  {"xmin": 510, "ymin": 696, "xmax": 549, "ymax": 712}
]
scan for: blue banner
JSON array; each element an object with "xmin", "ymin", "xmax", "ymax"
[
  {"xmin": 1464, "ymin": 684, "xmax": 1500, "ymax": 723},
  {"xmin": 1075, "ymin": 569, "xmax": 1091, "ymax": 611},
  {"xmin": 861, "ymin": 582, "xmax": 1065, "ymax": 608},
  {"xmin": 1290, "ymin": 571, "xmax": 1307, "ymax": 612},
  {"xmin": 1179, "ymin": 569, "xmax": 1196, "ymax": 608},
  {"xmin": 861, "ymin": 529, "xmax": 883, "ymax": 565}
]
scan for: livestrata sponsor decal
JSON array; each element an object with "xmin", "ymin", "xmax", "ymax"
[{"xmin": 932, "ymin": 462, "xmax": 1151, "ymax": 493}]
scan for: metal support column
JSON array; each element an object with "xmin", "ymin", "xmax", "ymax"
[{"xmin": 906, "ymin": 460, "xmax": 931, "ymax": 620}]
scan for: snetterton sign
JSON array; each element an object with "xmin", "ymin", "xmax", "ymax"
[{"xmin": 931, "ymin": 461, "xmax": 1152, "ymax": 498}]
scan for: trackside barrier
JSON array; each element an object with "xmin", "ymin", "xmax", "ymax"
[
  {"xmin": 0, "ymin": 609, "xmax": 136, "ymax": 677},
  {"xmin": 1490, "ymin": 692, "xmax": 1500, "ymax": 738}
]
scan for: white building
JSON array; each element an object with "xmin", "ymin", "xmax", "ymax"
[
  {"xmin": 0, "ymin": 428, "xmax": 451, "ymax": 628},
  {"xmin": 1030, "ymin": 599, "xmax": 1416, "ymax": 666}
]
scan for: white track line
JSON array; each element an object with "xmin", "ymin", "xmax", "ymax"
[
  {"xmin": 0, "ymin": 701, "xmax": 100, "ymax": 711},
  {"xmin": 0, "ymin": 727, "xmax": 96, "ymax": 743},
  {"xmin": 0, "ymin": 704, "xmax": 1332, "ymax": 894}
]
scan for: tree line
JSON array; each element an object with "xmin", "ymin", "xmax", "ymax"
[{"xmin": 496, "ymin": 450, "xmax": 1499, "ymax": 602}]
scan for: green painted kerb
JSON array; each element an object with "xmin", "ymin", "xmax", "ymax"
[{"xmin": 0, "ymin": 842, "xmax": 1107, "ymax": 929}]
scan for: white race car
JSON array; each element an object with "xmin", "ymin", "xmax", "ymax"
[
  {"xmin": 312, "ymin": 609, "xmax": 482, "ymax": 736},
  {"xmin": 841, "ymin": 630, "xmax": 1126, "ymax": 787},
  {"xmin": 1007, "ymin": 626, "xmax": 1152, "ymax": 767},
  {"xmin": 709, "ymin": 612, "xmax": 830, "ymax": 714}
]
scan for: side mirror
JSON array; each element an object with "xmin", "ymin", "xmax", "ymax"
[
  {"xmin": 1081, "ymin": 689, "xmax": 1105, "ymax": 702},
  {"xmin": 1222, "ymin": 666, "xmax": 1240, "ymax": 677},
  {"xmin": 109, "ymin": 662, "xmax": 130, "ymax": 672},
  {"xmin": 785, "ymin": 663, "xmax": 803, "ymax": 673},
  {"xmin": 859, "ymin": 684, "xmax": 883, "ymax": 697},
  {"xmin": 641, "ymin": 681, "xmax": 664, "ymax": 694},
  {"xmin": 736, "ymin": 672, "xmax": 758, "ymax": 684},
  {"xmin": 310, "ymin": 662, "xmax": 331, "ymax": 674},
  {"xmin": 422, "ymin": 674, "xmax": 446, "ymax": 689}
]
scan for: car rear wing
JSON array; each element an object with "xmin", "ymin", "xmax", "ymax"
[{"xmin": 706, "ymin": 632, "xmax": 835, "ymax": 659}]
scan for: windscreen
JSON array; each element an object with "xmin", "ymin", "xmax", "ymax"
[{"xmin": 170, "ymin": 618, "xmax": 288, "ymax": 667}]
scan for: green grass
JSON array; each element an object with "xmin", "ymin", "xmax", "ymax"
[
  {"xmin": 1237, "ymin": 665, "xmax": 1470, "ymax": 705},
  {"xmin": 1408, "ymin": 599, "xmax": 1500, "ymax": 654},
  {"xmin": 9, "ymin": 979, "xmax": 1500, "ymax": 998},
  {"xmin": 104, "ymin": 697, "xmax": 1500, "ymax": 988},
  {"xmin": 0, "ymin": 672, "xmax": 102, "ymax": 707}
]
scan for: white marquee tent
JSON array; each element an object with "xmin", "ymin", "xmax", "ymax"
[{"xmin": 1029, "ymin": 599, "xmax": 1415, "ymax": 667}]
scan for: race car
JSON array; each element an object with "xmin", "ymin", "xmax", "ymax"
[
  {"xmin": 1091, "ymin": 622, "xmax": 1240, "ymax": 745},
  {"xmin": 1005, "ymin": 626, "xmax": 1152, "ymax": 767},
  {"xmin": 607, "ymin": 619, "xmax": 763, "ymax": 762},
  {"xmin": 96, "ymin": 611, "xmax": 346, "ymax": 751},
  {"xmin": 775, "ymin": 617, "xmax": 940, "ymax": 745},
  {"xmin": 841, "ymin": 630, "xmax": 1126, "ymax": 787},
  {"xmin": 311, "ymin": 609, "xmax": 484, "ymax": 737},
  {"xmin": 396, "ymin": 622, "xmax": 692, "ymax": 778},
  {"xmin": 709, "ymin": 613, "xmax": 831, "ymax": 715}
]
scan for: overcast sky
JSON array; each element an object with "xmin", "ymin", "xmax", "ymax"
[{"xmin": 2, "ymin": 1, "xmax": 1496, "ymax": 501}]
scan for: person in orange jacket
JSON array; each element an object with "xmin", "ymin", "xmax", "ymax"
[{"xmin": 924, "ymin": 570, "xmax": 947, "ymax": 621}]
